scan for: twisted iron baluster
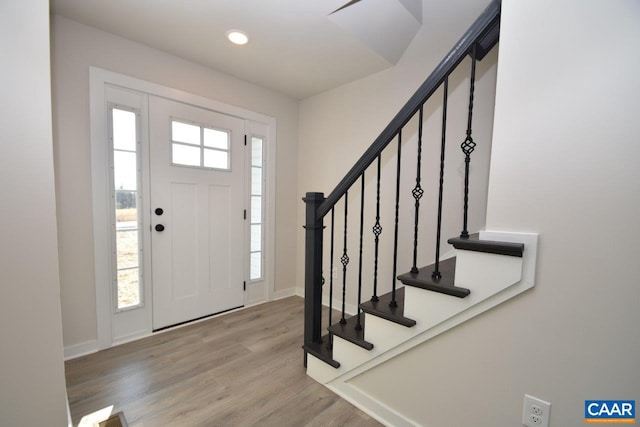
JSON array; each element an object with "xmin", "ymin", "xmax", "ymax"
[
  {"xmin": 340, "ymin": 192, "xmax": 349, "ymax": 324},
  {"xmin": 460, "ymin": 44, "xmax": 477, "ymax": 239},
  {"xmin": 371, "ymin": 154, "xmax": 382, "ymax": 302},
  {"xmin": 433, "ymin": 77, "xmax": 449, "ymax": 280},
  {"xmin": 390, "ymin": 130, "xmax": 402, "ymax": 308},
  {"xmin": 356, "ymin": 173, "xmax": 365, "ymax": 331},
  {"xmin": 410, "ymin": 106, "xmax": 424, "ymax": 274},
  {"xmin": 327, "ymin": 207, "xmax": 335, "ymax": 349}
]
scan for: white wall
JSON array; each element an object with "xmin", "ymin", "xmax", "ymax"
[
  {"xmin": 50, "ymin": 16, "xmax": 299, "ymax": 349},
  {"xmin": 0, "ymin": 1, "xmax": 68, "ymax": 425},
  {"xmin": 297, "ymin": 0, "xmax": 497, "ymax": 306},
  {"xmin": 349, "ymin": 1, "xmax": 640, "ymax": 426}
]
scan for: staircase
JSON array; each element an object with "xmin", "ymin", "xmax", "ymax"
[
  {"xmin": 302, "ymin": 1, "xmax": 539, "ymax": 425},
  {"xmin": 305, "ymin": 230, "xmax": 537, "ymax": 379}
]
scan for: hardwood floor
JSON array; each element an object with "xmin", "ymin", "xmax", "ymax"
[{"xmin": 65, "ymin": 296, "xmax": 382, "ymax": 427}]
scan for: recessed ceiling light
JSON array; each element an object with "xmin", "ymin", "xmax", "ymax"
[{"xmin": 226, "ymin": 30, "xmax": 249, "ymax": 46}]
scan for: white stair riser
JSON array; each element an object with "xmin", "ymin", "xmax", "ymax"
[
  {"xmin": 363, "ymin": 313, "xmax": 416, "ymax": 352},
  {"xmin": 307, "ymin": 335, "xmax": 382, "ymax": 384},
  {"xmin": 404, "ymin": 251, "xmax": 522, "ymax": 325},
  {"xmin": 307, "ymin": 354, "xmax": 340, "ymax": 384},
  {"xmin": 455, "ymin": 250, "xmax": 522, "ymax": 289},
  {"xmin": 333, "ymin": 335, "xmax": 376, "ymax": 371}
]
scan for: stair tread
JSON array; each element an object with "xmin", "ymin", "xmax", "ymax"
[
  {"xmin": 448, "ymin": 233, "xmax": 524, "ymax": 257},
  {"xmin": 303, "ymin": 333, "xmax": 340, "ymax": 369},
  {"xmin": 328, "ymin": 314, "xmax": 374, "ymax": 350},
  {"xmin": 397, "ymin": 257, "xmax": 470, "ymax": 298},
  {"xmin": 359, "ymin": 287, "xmax": 416, "ymax": 327}
]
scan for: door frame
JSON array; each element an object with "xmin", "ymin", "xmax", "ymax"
[{"xmin": 89, "ymin": 67, "xmax": 277, "ymax": 350}]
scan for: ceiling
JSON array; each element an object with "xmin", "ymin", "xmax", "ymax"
[{"xmin": 50, "ymin": 0, "xmax": 425, "ymax": 99}]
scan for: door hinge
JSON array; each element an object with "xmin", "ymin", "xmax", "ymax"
[
  {"xmin": 243, "ymin": 281, "xmax": 246, "ymax": 291},
  {"xmin": 243, "ymin": 209, "xmax": 247, "ymax": 220}
]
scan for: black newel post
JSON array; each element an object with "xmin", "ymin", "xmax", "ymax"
[{"xmin": 303, "ymin": 192, "xmax": 325, "ymax": 364}]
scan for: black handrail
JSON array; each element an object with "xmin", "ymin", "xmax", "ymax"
[{"xmin": 316, "ymin": 0, "xmax": 500, "ymax": 220}]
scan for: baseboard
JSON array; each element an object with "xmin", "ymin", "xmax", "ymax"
[
  {"xmin": 295, "ymin": 287, "xmax": 358, "ymax": 317},
  {"xmin": 323, "ymin": 295, "xmax": 358, "ymax": 317},
  {"xmin": 64, "ymin": 340, "xmax": 98, "ymax": 361},
  {"xmin": 245, "ymin": 296, "xmax": 267, "ymax": 307},
  {"xmin": 113, "ymin": 330, "xmax": 152, "ymax": 347},
  {"xmin": 329, "ymin": 381, "xmax": 419, "ymax": 427},
  {"xmin": 273, "ymin": 288, "xmax": 297, "ymax": 300}
]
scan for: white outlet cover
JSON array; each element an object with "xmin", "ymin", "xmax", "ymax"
[{"xmin": 523, "ymin": 394, "xmax": 551, "ymax": 427}]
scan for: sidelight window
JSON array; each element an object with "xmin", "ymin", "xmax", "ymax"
[
  {"xmin": 250, "ymin": 136, "xmax": 265, "ymax": 280},
  {"xmin": 109, "ymin": 106, "xmax": 142, "ymax": 310}
]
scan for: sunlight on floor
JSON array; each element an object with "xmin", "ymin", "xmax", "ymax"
[{"xmin": 77, "ymin": 405, "xmax": 113, "ymax": 427}]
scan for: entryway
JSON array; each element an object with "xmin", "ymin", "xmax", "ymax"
[{"xmin": 89, "ymin": 68, "xmax": 275, "ymax": 351}]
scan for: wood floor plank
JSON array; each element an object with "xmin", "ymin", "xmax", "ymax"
[{"xmin": 65, "ymin": 296, "xmax": 382, "ymax": 426}]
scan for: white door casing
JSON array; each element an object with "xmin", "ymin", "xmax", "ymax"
[
  {"xmin": 149, "ymin": 96, "xmax": 245, "ymax": 330},
  {"xmin": 88, "ymin": 68, "xmax": 276, "ymax": 355}
]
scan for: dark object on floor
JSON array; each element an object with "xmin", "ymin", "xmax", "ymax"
[{"xmin": 98, "ymin": 412, "xmax": 128, "ymax": 427}]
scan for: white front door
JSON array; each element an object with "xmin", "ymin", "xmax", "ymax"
[{"xmin": 149, "ymin": 96, "xmax": 245, "ymax": 330}]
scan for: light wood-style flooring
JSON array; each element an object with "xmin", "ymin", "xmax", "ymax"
[{"xmin": 65, "ymin": 296, "xmax": 382, "ymax": 427}]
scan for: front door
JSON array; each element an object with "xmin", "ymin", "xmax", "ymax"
[{"xmin": 149, "ymin": 96, "xmax": 245, "ymax": 330}]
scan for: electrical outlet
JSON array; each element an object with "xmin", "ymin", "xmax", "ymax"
[
  {"xmin": 529, "ymin": 414, "xmax": 542, "ymax": 425},
  {"xmin": 523, "ymin": 395, "xmax": 551, "ymax": 427}
]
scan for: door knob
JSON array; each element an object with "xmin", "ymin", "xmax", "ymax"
[
  {"xmin": 155, "ymin": 208, "xmax": 164, "ymax": 216},
  {"xmin": 155, "ymin": 224, "xmax": 165, "ymax": 232}
]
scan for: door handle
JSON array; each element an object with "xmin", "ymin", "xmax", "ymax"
[
  {"xmin": 155, "ymin": 224, "xmax": 165, "ymax": 232},
  {"xmin": 155, "ymin": 208, "xmax": 164, "ymax": 216}
]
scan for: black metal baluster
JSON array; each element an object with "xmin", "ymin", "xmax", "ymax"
[
  {"xmin": 371, "ymin": 154, "xmax": 382, "ymax": 302},
  {"xmin": 390, "ymin": 130, "xmax": 402, "ymax": 308},
  {"xmin": 410, "ymin": 107, "xmax": 425, "ymax": 274},
  {"xmin": 433, "ymin": 77, "xmax": 449, "ymax": 280},
  {"xmin": 327, "ymin": 207, "xmax": 335, "ymax": 349},
  {"xmin": 340, "ymin": 192, "xmax": 349, "ymax": 324},
  {"xmin": 460, "ymin": 44, "xmax": 477, "ymax": 239},
  {"xmin": 356, "ymin": 173, "xmax": 365, "ymax": 331}
]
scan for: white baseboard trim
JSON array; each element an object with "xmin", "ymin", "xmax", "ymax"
[
  {"xmin": 329, "ymin": 381, "xmax": 419, "ymax": 427},
  {"xmin": 273, "ymin": 288, "xmax": 297, "ymax": 300},
  {"xmin": 64, "ymin": 340, "xmax": 98, "ymax": 361},
  {"xmin": 295, "ymin": 287, "xmax": 358, "ymax": 317},
  {"xmin": 323, "ymin": 295, "xmax": 358, "ymax": 317},
  {"xmin": 113, "ymin": 330, "xmax": 152, "ymax": 347},
  {"xmin": 246, "ymin": 296, "xmax": 267, "ymax": 307}
]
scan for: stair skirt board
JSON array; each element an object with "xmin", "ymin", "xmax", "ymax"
[
  {"xmin": 329, "ymin": 381, "xmax": 420, "ymax": 427},
  {"xmin": 307, "ymin": 232, "xmax": 539, "ymax": 419}
]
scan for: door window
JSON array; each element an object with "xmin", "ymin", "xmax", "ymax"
[{"xmin": 171, "ymin": 119, "xmax": 231, "ymax": 170}]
